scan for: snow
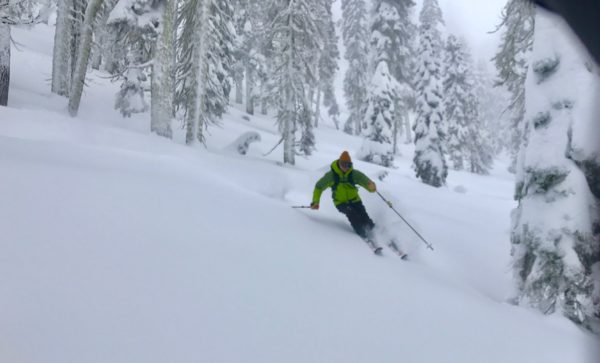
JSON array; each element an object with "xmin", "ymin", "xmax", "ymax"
[
  {"xmin": 517, "ymin": 10, "xmax": 599, "ymax": 239},
  {"xmin": 1, "ymin": 22, "xmax": 599, "ymax": 363},
  {"xmin": 107, "ymin": 0, "xmax": 163, "ymax": 29},
  {"xmin": 509, "ymin": 9, "xmax": 599, "ymax": 327},
  {"xmin": 224, "ymin": 130, "xmax": 261, "ymax": 155}
]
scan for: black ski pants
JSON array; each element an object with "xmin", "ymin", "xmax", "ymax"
[{"xmin": 336, "ymin": 201, "xmax": 375, "ymax": 239}]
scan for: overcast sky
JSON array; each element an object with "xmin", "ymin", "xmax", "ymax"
[
  {"xmin": 436, "ymin": 0, "xmax": 508, "ymax": 62},
  {"xmin": 332, "ymin": 0, "xmax": 508, "ymax": 64}
]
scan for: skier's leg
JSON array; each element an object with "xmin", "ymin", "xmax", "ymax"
[
  {"xmin": 337, "ymin": 202, "xmax": 368, "ymax": 238},
  {"xmin": 352, "ymin": 201, "xmax": 375, "ymax": 237},
  {"xmin": 337, "ymin": 202, "xmax": 374, "ymax": 239}
]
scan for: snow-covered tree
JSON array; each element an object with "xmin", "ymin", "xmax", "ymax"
[
  {"xmin": 52, "ymin": 0, "xmax": 74, "ymax": 96},
  {"xmin": 341, "ymin": 0, "xmax": 368, "ymax": 135},
  {"xmin": 359, "ymin": 0, "xmax": 414, "ymax": 167},
  {"xmin": 443, "ymin": 35, "xmax": 469, "ymax": 170},
  {"xmin": 492, "ymin": 0, "xmax": 535, "ymax": 172},
  {"xmin": 473, "ymin": 60, "xmax": 512, "ymax": 156},
  {"xmin": 231, "ymin": 2, "xmax": 249, "ymax": 110},
  {"xmin": 412, "ymin": 0, "xmax": 446, "ymax": 186},
  {"xmin": 231, "ymin": 4, "xmax": 245, "ymax": 105},
  {"xmin": 90, "ymin": 0, "xmax": 120, "ymax": 71},
  {"xmin": 393, "ymin": 13, "xmax": 417, "ymax": 151},
  {"xmin": 359, "ymin": 61, "xmax": 397, "ymax": 167},
  {"xmin": 115, "ymin": 64, "xmax": 148, "ymax": 116},
  {"xmin": 0, "ymin": 0, "xmax": 49, "ymax": 105},
  {"xmin": 443, "ymin": 35, "xmax": 492, "ymax": 174},
  {"xmin": 266, "ymin": 0, "xmax": 321, "ymax": 164},
  {"xmin": 511, "ymin": 9, "xmax": 600, "ymax": 334},
  {"xmin": 68, "ymin": 0, "xmax": 107, "ymax": 116},
  {"xmin": 177, "ymin": 0, "xmax": 235, "ymax": 144},
  {"xmin": 107, "ymin": 0, "xmax": 161, "ymax": 117},
  {"xmin": 52, "ymin": 0, "xmax": 88, "ymax": 97},
  {"xmin": 231, "ymin": 0, "xmax": 269, "ymax": 116},
  {"xmin": 149, "ymin": 0, "xmax": 176, "ymax": 138},
  {"xmin": 315, "ymin": 0, "xmax": 340, "ymax": 128},
  {"xmin": 0, "ymin": 8, "xmax": 10, "ymax": 105}
]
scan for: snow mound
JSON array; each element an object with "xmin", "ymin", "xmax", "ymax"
[{"xmin": 225, "ymin": 131, "xmax": 261, "ymax": 155}]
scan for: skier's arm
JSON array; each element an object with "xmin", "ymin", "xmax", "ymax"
[
  {"xmin": 353, "ymin": 170, "xmax": 376, "ymax": 192},
  {"xmin": 312, "ymin": 172, "xmax": 334, "ymax": 205}
]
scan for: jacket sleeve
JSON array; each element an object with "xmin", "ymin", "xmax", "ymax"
[
  {"xmin": 312, "ymin": 172, "xmax": 334, "ymax": 204},
  {"xmin": 352, "ymin": 170, "xmax": 373, "ymax": 191}
]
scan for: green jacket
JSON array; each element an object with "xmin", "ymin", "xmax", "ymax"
[{"xmin": 312, "ymin": 160, "xmax": 373, "ymax": 206}]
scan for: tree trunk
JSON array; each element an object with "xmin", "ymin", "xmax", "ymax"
[
  {"xmin": 283, "ymin": 11, "xmax": 295, "ymax": 166},
  {"xmin": 90, "ymin": 0, "xmax": 118, "ymax": 71},
  {"xmin": 102, "ymin": 27, "xmax": 120, "ymax": 74},
  {"xmin": 0, "ymin": 23, "xmax": 10, "ymax": 106},
  {"xmin": 261, "ymin": 94, "xmax": 268, "ymax": 115},
  {"xmin": 245, "ymin": 65, "xmax": 254, "ymax": 115},
  {"xmin": 307, "ymin": 85, "xmax": 315, "ymax": 122},
  {"xmin": 91, "ymin": 42, "xmax": 102, "ymax": 70},
  {"xmin": 151, "ymin": 0, "xmax": 176, "ymax": 138},
  {"xmin": 403, "ymin": 109, "xmax": 412, "ymax": 143},
  {"xmin": 193, "ymin": 0, "xmax": 213, "ymax": 144},
  {"xmin": 185, "ymin": 0, "xmax": 207, "ymax": 144},
  {"xmin": 314, "ymin": 88, "xmax": 321, "ymax": 128},
  {"xmin": 52, "ymin": 0, "xmax": 73, "ymax": 96},
  {"xmin": 184, "ymin": 57, "xmax": 199, "ymax": 144},
  {"xmin": 70, "ymin": 0, "xmax": 87, "ymax": 79},
  {"xmin": 68, "ymin": 0, "xmax": 105, "ymax": 116},
  {"xmin": 392, "ymin": 113, "xmax": 398, "ymax": 155},
  {"xmin": 283, "ymin": 91, "xmax": 295, "ymax": 165},
  {"xmin": 234, "ymin": 72, "xmax": 243, "ymax": 104}
]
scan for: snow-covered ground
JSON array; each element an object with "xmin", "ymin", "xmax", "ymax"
[{"xmin": 1, "ymin": 24, "xmax": 599, "ymax": 363}]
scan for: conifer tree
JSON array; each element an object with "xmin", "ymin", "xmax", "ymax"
[
  {"xmin": 360, "ymin": 61, "xmax": 398, "ymax": 167},
  {"xmin": 107, "ymin": 0, "xmax": 161, "ymax": 117},
  {"xmin": 266, "ymin": 0, "xmax": 321, "ymax": 164},
  {"xmin": 0, "ymin": 0, "xmax": 49, "ymax": 105},
  {"xmin": 359, "ymin": 0, "xmax": 414, "ymax": 167},
  {"xmin": 52, "ymin": 0, "xmax": 76, "ymax": 96},
  {"xmin": 90, "ymin": 0, "xmax": 120, "ymax": 70},
  {"xmin": 52, "ymin": 0, "xmax": 87, "ymax": 97},
  {"xmin": 443, "ymin": 35, "xmax": 492, "ymax": 174},
  {"xmin": 316, "ymin": 0, "xmax": 340, "ymax": 128},
  {"xmin": 492, "ymin": 0, "xmax": 535, "ymax": 172},
  {"xmin": 107, "ymin": 0, "xmax": 176, "ymax": 135},
  {"xmin": 149, "ymin": 0, "xmax": 176, "ymax": 138},
  {"xmin": 341, "ymin": 0, "xmax": 369, "ymax": 135},
  {"xmin": 231, "ymin": 0, "xmax": 264, "ymax": 115},
  {"xmin": 115, "ymin": 63, "xmax": 148, "ymax": 116},
  {"xmin": 443, "ymin": 35, "xmax": 469, "ymax": 170},
  {"xmin": 177, "ymin": 0, "xmax": 235, "ymax": 144},
  {"xmin": 511, "ymin": 10, "xmax": 600, "ymax": 334},
  {"xmin": 68, "ymin": 0, "xmax": 107, "ymax": 117},
  {"xmin": 473, "ymin": 60, "xmax": 511, "ymax": 156},
  {"xmin": 412, "ymin": 0, "xmax": 446, "ymax": 186}
]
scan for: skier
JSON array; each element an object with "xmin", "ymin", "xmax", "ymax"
[{"xmin": 311, "ymin": 151, "xmax": 378, "ymax": 240}]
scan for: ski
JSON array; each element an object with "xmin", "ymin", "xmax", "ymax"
[
  {"xmin": 387, "ymin": 240, "xmax": 408, "ymax": 260},
  {"xmin": 362, "ymin": 238, "xmax": 383, "ymax": 255}
]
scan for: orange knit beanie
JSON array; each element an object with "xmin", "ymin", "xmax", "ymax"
[{"xmin": 339, "ymin": 151, "xmax": 352, "ymax": 162}]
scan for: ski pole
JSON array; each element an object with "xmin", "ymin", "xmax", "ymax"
[
  {"xmin": 292, "ymin": 205, "xmax": 312, "ymax": 209},
  {"xmin": 376, "ymin": 191, "xmax": 434, "ymax": 251}
]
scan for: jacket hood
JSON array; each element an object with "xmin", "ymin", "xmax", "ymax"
[{"xmin": 331, "ymin": 160, "xmax": 353, "ymax": 176}]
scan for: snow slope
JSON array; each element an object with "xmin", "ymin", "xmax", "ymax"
[{"xmin": 1, "ymin": 24, "xmax": 599, "ymax": 363}]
